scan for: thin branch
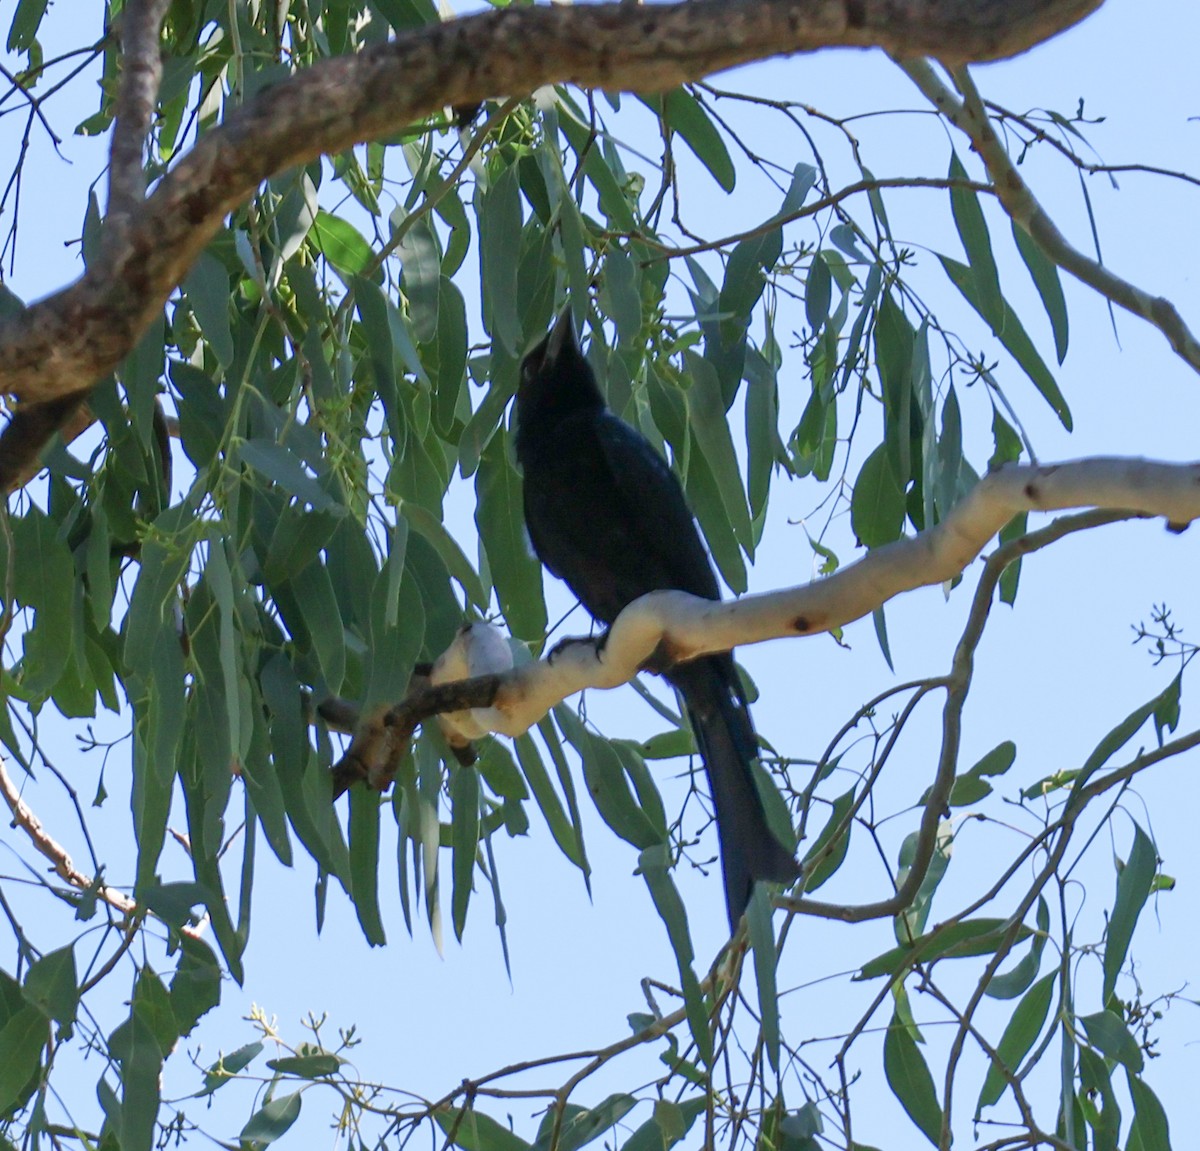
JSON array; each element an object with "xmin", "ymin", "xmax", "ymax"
[
  {"xmin": 636, "ymin": 175, "xmax": 994, "ymax": 261},
  {"xmin": 0, "ymin": 758, "xmax": 203, "ymax": 940}
]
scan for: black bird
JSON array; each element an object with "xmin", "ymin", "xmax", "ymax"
[{"xmin": 515, "ymin": 307, "xmax": 800, "ymax": 928}]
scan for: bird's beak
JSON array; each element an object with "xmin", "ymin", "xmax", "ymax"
[{"xmin": 543, "ymin": 305, "xmax": 578, "ymax": 365}]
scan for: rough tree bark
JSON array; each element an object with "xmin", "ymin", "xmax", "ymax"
[{"xmin": 0, "ymin": 0, "xmax": 1104, "ymax": 406}]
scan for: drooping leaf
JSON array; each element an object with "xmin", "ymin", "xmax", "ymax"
[
  {"xmin": 1012, "ymin": 221, "xmax": 1069, "ymax": 364},
  {"xmin": 1102, "ymin": 823, "xmax": 1157, "ymax": 1003},
  {"xmin": 939, "ymin": 254, "xmax": 1072, "ymax": 429},
  {"xmin": 659, "ymin": 88, "xmax": 736, "ymax": 193},
  {"xmin": 240, "ymin": 1090, "xmax": 303, "ymax": 1145},
  {"xmin": 948, "ymin": 151, "xmax": 1003, "ymax": 326},
  {"xmin": 435, "ymin": 1106, "xmax": 532, "ymax": 1151},
  {"xmin": 851, "ymin": 444, "xmax": 905, "ymax": 548},
  {"xmin": 884, "ymin": 1014, "xmax": 943, "ymax": 1146},
  {"xmin": 976, "ymin": 970, "xmax": 1057, "ymax": 1112}
]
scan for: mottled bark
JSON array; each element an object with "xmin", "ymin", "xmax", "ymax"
[{"xmin": 0, "ymin": 0, "xmax": 1103, "ymax": 405}]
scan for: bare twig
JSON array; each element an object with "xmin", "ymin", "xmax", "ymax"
[{"xmin": 0, "ymin": 758, "xmax": 204, "ymax": 940}]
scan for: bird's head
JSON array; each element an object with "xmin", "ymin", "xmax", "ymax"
[
  {"xmin": 516, "ymin": 305, "xmax": 605, "ymax": 422},
  {"xmin": 520, "ymin": 305, "xmax": 579, "ymax": 385}
]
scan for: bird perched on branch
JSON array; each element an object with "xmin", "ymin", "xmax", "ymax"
[{"xmin": 515, "ymin": 306, "xmax": 800, "ymax": 928}]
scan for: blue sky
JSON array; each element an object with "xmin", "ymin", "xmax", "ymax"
[{"xmin": 2, "ymin": 0, "xmax": 1199, "ymax": 1146}]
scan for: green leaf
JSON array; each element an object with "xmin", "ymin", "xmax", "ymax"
[
  {"xmin": 746, "ymin": 886, "xmax": 781, "ymax": 1072},
  {"xmin": 239, "ymin": 439, "xmax": 336, "ymax": 511},
  {"xmin": 282, "ymin": 559, "xmax": 346, "ymax": 694},
  {"xmin": 475, "ymin": 432, "xmax": 546, "ymax": 642},
  {"xmin": 1012, "ymin": 222, "xmax": 1068, "ymax": 364},
  {"xmin": 718, "ymin": 229, "xmax": 782, "ymax": 344},
  {"xmin": 349, "ymin": 789, "xmax": 386, "ymax": 946},
  {"xmin": 11, "ymin": 510, "xmax": 74, "ymax": 700},
  {"xmin": 660, "ymin": 88, "xmax": 735, "ymax": 192},
  {"xmin": 353, "ymin": 277, "xmax": 400, "ymax": 437},
  {"xmin": 532, "ymin": 1095, "xmax": 638, "ymax": 1151},
  {"xmin": 894, "ymin": 824, "xmax": 952, "ymax": 941},
  {"xmin": 370, "ymin": 0, "xmax": 438, "ymax": 30},
  {"xmin": 557, "ymin": 110, "xmax": 637, "ymax": 231},
  {"xmin": 1079, "ymin": 1010, "xmax": 1143, "ymax": 1072},
  {"xmin": 1078, "ymin": 1046, "xmax": 1121, "ymax": 1151},
  {"xmin": 805, "ymin": 252, "xmax": 832, "ymax": 332},
  {"xmin": 169, "ymin": 937, "xmax": 222, "ymax": 1039},
  {"xmin": 451, "ymin": 764, "xmax": 481, "ymax": 941},
  {"xmin": 851, "ymin": 443, "xmax": 905, "ymax": 548},
  {"xmin": 21, "ymin": 945, "xmax": 77, "ymax": 1026},
  {"xmin": 603, "ymin": 247, "xmax": 642, "ymax": 346},
  {"xmin": 109, "ymin": 1010, "xmax": 163, "ymax": 1151},
  {"xmin": 948, "ymin": 152, "xmax": 1003, "ymax": 326},
  {"xmin": 240, "ymin": 1090, "xmax": 303, "ymax": 1144},
  {"xmin": 921, "ymin": 739, "xmax": 1016, "ymax": 808},
  {"xmin": 1104, "ymin": 827, "xmax": 1156, "ymax": 1004},
  {"xmin": 7, "ymin": 0, "xmax": 49, "ymax": 52},
  {"xmin": 311, "ymin": 210, "xmax": 374, "ymax": 281},
  {"xmin": 265, "ymin": 1052, "xmax": 341, "ymax": 1078},
  {"xmin": 985, "ymin": 895, "xmax": 1049, "ymax": 1000},
  {"xmin": 262, "ymin": 505, "xmax": 344, "ymax": 585},
  {"xmin": 478, "ymin": 164, "xmax": 523, "ymax": 354},
  {"xmin": 637, "ymin": 729, "xmax": 696, "ymax": 761},
  {"xmin": 800, "ymin": 786, "xmax": 854, "ymax": 891},
  {"xmin": 1126, "ymin": 1071, "xmax": 1173, "ymax": 1151},
  {"xmin": 976, "ymin": 970, "xmax": 1056, "ymax": 1111},
  {"xmin": 859, "ymin": 918, "xmax": 1030, "ymax": 980},
  {"xmin": 639, "ymin": 845, "xmax": 712, "ymax": 1067},
  {"xmin": 434, "ymin": 1106, "xmax": 532, "ymax": 1151},
  {"xmin": 619, "ymin": 1098, "xmax": 706, "ymax": 1151},
  {"xmin": 744, "ymin": 348, "xmax": 784, "ymax": 523},
  {"xmin": 475, "ymin": 739, "xmax": 528, "ymax": 802},
  {"xmin": 884, "ymin": 1015, "xmax": 943, "ymax": 1146},
  {"xmin": 684, "ymin": 442, "xmax": 747, "ymax": 593},
  {"xmin": 683, "ymin": 352, "xmax": 753, "ymax": 551},
  {"xmin": 514, "ymin": 734, "xmax": 587, "ymax": 871},
  {"xmin": 182, "ymin": 252, "xmax": 234, "ymax": 367},
  {"xmin": 0, "ymin": 1006, "xmax": 44, "ymax": 1115},
  {"xmin": 939, "ymin": 254, "xmax": 1071, "ymax": 429},
  {"xmin": 197, "ymin": 1040, "xmax": 263, "ymax": 1097},
  {"xmin": 1075, "ymin": 681, "xmax": 1178, "ymax": 799},
  {"xmin": 402, "ymin": 501, "xmax": 489, "ymax": 610},
  {"xmin": 557, "ymin": 708, "xmax": 665, "ymax": 850},
  {"xmin": 431, "ymin": 275, "xmax": 469, "ymax": 433},
  {"xmin": 397, "ymin": 215, "xmax": 441, "ymax": 344}
]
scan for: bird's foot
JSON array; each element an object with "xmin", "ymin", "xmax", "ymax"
[{"xmin": 547, "ymin": 631, "xmax": 608, "ymax": 664}]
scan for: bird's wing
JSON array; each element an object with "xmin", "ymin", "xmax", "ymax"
[{"xmin": 591, "ymin": 412, "xmax": 721, "ymax": 602}]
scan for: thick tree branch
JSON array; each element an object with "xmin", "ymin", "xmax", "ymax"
[
  {"xmin": 476, "ymin": 457, "xmax": 1198, "ymax": 735},
  {"xmin": 899, "ymin": 58, "xmax": 1200, "ymax": 374},
  {"xmin": 0, "ymin": 0, "xmax": 1104, "ymax": 404},
  {"xmin": 338, "ymin": 456, "xmax": 1198, "ymax": 790}
]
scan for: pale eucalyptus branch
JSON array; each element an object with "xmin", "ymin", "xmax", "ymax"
[
  {"xmin": 470, "ymin": 458, "xmax": 1196, "ymax": 737},
  {"xmin": 337, "ymin": 456, "xmax": 1198, "ymax": 793},
  {"xmin": 898, "ymin": 57, "xmax": 1200, "ymax": 375},
  {"xmin": 0, "ymin": 0, "xmax": 1105, "ymax": 403}
]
